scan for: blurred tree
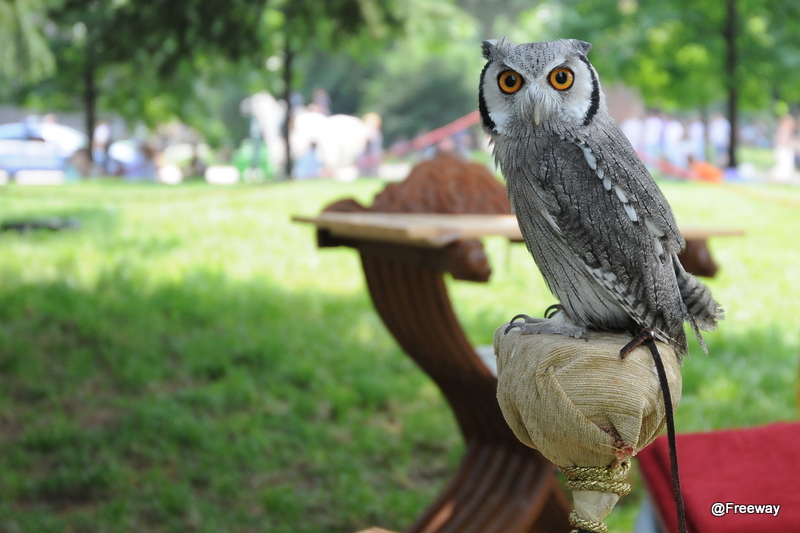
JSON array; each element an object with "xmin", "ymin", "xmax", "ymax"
[
  {"xmin": 21, "ymin": 0, "xmax": 269, "ymax": 157},
  {"xmin": 361, "ymin": 0, "xmax": 482, "ymax": 146},
  {"xmin": 295, "ymin": 49, "xmax": 380, "ymax": 116},
  {"xmin": 364, "ymin": 56, "xmax": 476, "ymax": 146},
  {"xmin": 0, "ymin": 0, "xmax": 54, "ymax": 83},
  {"xmin": 9, "ymin": 0, "xmax": 406, "ymax": 170},
  {"xmin": 457, "ymin": 0, "xmax": 532, "ymax": 38},
  {"xmin": 92, "ymin": 55, "xmax": 260, "ymax": 149},
  {"xmin": 264, "ymin": 0, "xmax": 403, "ymax": 176},
  {"xmin": 559, "ymin": 0, "xmax": 800, "ymax": 168}
]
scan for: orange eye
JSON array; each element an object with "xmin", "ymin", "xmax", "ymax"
[
  {"xmin": 548, "ymin": 68, "xmax": 574, "ymax": 90},
  {"xmin": 498, "ymin": 70, "xmax": 524, "ymax": 94}
]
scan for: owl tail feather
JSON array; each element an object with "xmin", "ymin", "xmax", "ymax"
[{"xmin": 673, "ymin": 255, "xmax": 724, "ymax": 354}]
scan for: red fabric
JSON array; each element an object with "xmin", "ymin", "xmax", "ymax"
[{"xmin": 637, "ymin": 422, "xmax": 800, "ymax": 532}]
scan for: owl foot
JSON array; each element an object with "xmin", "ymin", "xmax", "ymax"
[
  {"xmin": 508, "ymin": 313, "xmax": 545, "ymax": 324},
  {"xmin": 619, "ymin": 327, "xmax": 655, "ymax": 359},
  {"xmin": 505, "ymin": 312, "xmax": 589, "ymax": 340},
  {"xmin": 505, "ymin": 304, "xmax": 563, "ymax": 331}
]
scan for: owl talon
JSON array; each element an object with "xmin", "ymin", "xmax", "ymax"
[
  {"xmin": 506, "ymin": 313, "xmax": 551, "ymax": 334},
  {"xmin": 507, "ymin": 318, "xmax": 589, "ymax": 340},
  {"xmin": 544, "ymin": 304, "xmax": 563, "ymax": 318},
  {"xmin": 509, "ymin": 313, "xmax": 552, "ymax": 325},
  {"xmin": 510, "ymin": 313, "xmax": 534, "ymax": 324}
]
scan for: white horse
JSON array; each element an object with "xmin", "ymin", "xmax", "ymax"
[{"xmin": 244, "ymin": 92, "xmax": 371, "ymax": 180}]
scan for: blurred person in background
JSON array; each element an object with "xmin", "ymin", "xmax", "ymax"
[
  {"xmin": 293, "ymin": 141, "xmax": 323, "ymax": 179},
  {"xmin": 620, "ymin": 114, "xmax": 645, "ymax": 154},
  {"xmin": 310, "ymin": 88, "xmax": 331, "ymax": 116},
  {"xmin": 123, "ymin": 140, "xmax": 158, "ymax": 181},
  {"xmin": 663, "ymin": 116, "xmax": 686, "ymax": 168},
  {"xmin": 709, "ymin": 113, "xmax": 731, "ymax": 167},
  {"xmin": 358, "ymin": 112, "xmax": 383, "ymax": 177},
  {"xmin": 688, "ymin": 154, "xmax": 723, "ymax": 183},
  {"xmin": 643, "ymin": 110, "xmax": 665, "ymax": 166},
  {"xmin": 770, "ymin": 114, "xmax": 797, "ymax": 183},
  {"xmin": 687, "ymin": 116, "xmax": 706, "ymax": 161},
  {"xmin": 93, "ymin": 120, "xmax": 111, "ymax": 174}
]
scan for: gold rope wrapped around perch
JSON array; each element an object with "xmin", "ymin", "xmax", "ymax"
[
  {"xmin": 562, "ymin": 462, "xmax": 631, "ymax": 533},
  {"xmin": 562, "ymin": 462, "xmax": 632, "ymax": 496},
  {"xmin": 494, "ymin": 326, "xmax": 681, "ymax": 532}
]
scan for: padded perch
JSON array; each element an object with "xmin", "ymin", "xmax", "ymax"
[{"xmin": 494, "ymin": 326, "xmax": 682, "ymax": 532}]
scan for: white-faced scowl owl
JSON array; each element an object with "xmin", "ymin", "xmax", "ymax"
[{"xmin": 479, "ymin": 38, "xmax": 723, "ymax": 359}]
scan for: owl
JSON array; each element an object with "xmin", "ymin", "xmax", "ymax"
[{"xmin": 479, "ymin": 38, "xmax": 722, "ymax": 358}]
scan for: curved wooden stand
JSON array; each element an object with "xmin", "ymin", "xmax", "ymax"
[{"xmin": 326, "ymin": 235, "xmax": 571, "ymax": 533}]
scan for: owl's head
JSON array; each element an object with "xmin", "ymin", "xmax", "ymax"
[{"xmin": 479, "ymin": 39, "xmax": 606, "ymax": 137}]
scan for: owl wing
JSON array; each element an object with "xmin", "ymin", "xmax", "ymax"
[{"xmin": 513, "ymin": 129, "xmax": 687, "ymax": 349}]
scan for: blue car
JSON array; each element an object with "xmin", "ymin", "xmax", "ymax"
[{"xmin": 0, "ymin": 121, "xmax": 88, "ymax": 177}]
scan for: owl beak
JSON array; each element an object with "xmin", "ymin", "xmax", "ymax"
[
  {"xmin": 523, "ymin": 88, "xmax": 544, "ymax": 126},
  {"xmin": 533, "ymin": 107, "xmax": 541, "ymax": 126}
]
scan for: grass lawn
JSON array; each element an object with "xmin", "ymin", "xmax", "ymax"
[{"xmin": 0, "ymin": 177, "xmax": 798, "ymax": 532}]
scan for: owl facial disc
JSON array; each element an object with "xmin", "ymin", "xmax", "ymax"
[{"xmin": 479, "ymin": 38, "xmax": 602, "ymax": 135}]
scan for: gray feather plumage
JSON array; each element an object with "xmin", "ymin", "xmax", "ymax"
[{"xmin": 480, "ymin": 38, "xmax": 723, "ymax": 357}]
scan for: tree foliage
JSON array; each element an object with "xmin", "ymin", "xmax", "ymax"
[
  {"xmin": 364, "ymin": 56, "xmax": 476, "ymax": 145},
  {"xmin": 558, "ymin": 0, "xmax": 800, "ymax": 166},
  {"xmin": 263, "ymin": 0, "xmax": 404, "ymax": 175},
  {"xmin": 361, "ymin": 0, "xmax": 481, "ymax": 145},
  {"xmin": 97, "ymin": 0, "xmax": 272, "ymax": 144},
  {"xmin": 14, "ymin": 0, "xmax": 270, "ymax": 150},
  {"xmin": 0, "ymin": 0, "xmax": 55, "ymax": 82},
  {"xmin": 7, "ymin": 0, "xmax": 409, "ymax": 157}
]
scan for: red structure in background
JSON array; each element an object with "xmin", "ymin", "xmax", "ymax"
[{"xmin": 392, "ymin": 110, "xmax": 481, "ymax": 157}]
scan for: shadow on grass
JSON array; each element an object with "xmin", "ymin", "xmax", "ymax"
[
  {"xmin": 0, "ymin": 205, "xmax": 115, "ymax": 228},
  {"xmin": 0, "ymin": 269, "xmax": 462, "ymax": 533},
  {"xmin": 0, "ymin": 205, "xmax": 186, "ymax": 260}
]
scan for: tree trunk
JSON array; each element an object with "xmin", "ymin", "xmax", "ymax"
[
  {"xmin": 282, "ymin": 45, "xmax": 294, "ymax": 179},
  {"xmin": 700, "ymin": 106, "xmax": 710, "ymax": 162},
  {"xmin": 724, "ymin": 0, "xmax": 738, "ymax": 169},
  {"xmin": 84, "ymin": 39, "xmax": 97, "ymax": 163}
]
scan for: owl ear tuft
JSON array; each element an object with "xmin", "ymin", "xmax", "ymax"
[
  {"xmin": 482, "ymin": 39, "xmax": 498, "ymax": 60},
  {"xmin": 574, "ymin": 40, "xmax": 592, "ymax": 55}
]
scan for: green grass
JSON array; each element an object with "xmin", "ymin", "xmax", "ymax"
[{"xmin": 0, "ymin": 178, "xmax": 797, "ymax": 532}]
